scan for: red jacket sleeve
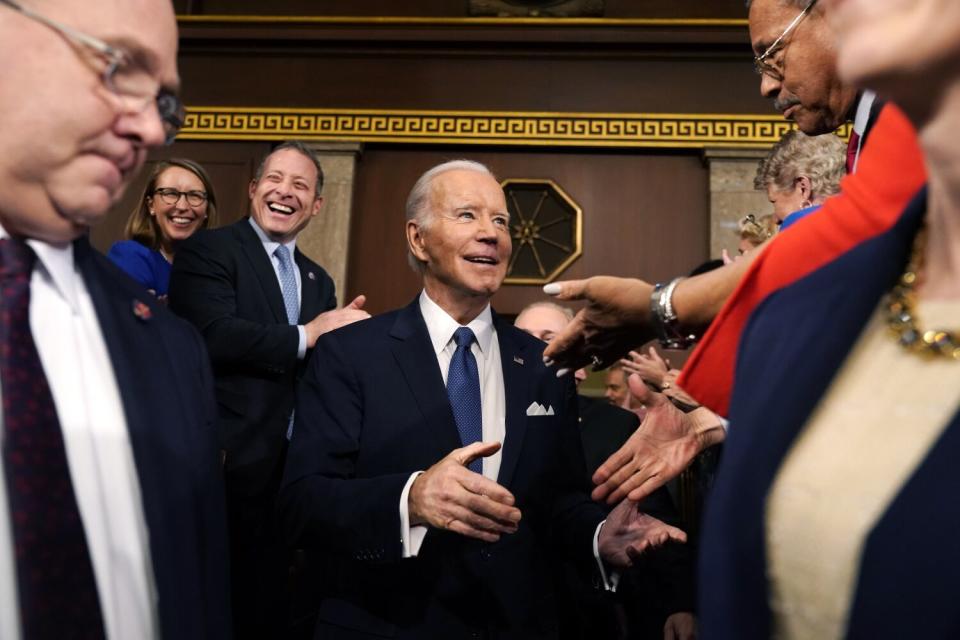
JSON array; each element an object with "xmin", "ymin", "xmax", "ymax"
[{"xmin": 678, "ymin": 104, "xmax": 927, "ymax": 416}]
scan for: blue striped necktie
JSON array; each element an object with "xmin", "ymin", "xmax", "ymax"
[{"xmin": 446, "ymin": 327, "xmax": 483, "ymax": 473}]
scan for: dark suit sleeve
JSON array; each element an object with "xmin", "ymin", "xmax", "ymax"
[
  {"xmin": 169, "ymin": 234, "xmax": 300, "ymax": 373},
  {"xmin": 184, "ymin": 323, "xmax": 234, "ymax": 638},
  {"xmin": 549, "ymin": 377, "xmax": 608, "ymax": 563},
  {"xmin": 278, "ymin": 330, "xmax": 410, "ymax": 563}
]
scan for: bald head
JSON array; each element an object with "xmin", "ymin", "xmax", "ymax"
[
  {"xmin": 0, "ymin": 0, "xmax": 179, "ymax": 242},
  {"xmin": 514, "ymin": 302, "xmax": 574, "ymax": 343}
]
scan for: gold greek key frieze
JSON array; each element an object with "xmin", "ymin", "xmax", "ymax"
[{"xmin": 180, "ymin": 108, "xmax": 851, "ymax": 148}]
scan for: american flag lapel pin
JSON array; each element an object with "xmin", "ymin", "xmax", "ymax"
[
  {"xmin": 513, "ymin": 355, "xmax": 524, "ymax": 365},
  {"xmin": 132, "ymin": 299, "xmax": 152, "ymax": 322}
]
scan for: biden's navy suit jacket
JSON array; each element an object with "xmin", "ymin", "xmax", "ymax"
[{"xmin": 279, "ymin": 298, "xmax": 607, "ymax": 639}]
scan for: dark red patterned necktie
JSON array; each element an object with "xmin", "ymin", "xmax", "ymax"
[
  {"xmin": 0, "ymin": 238, "xmax": 106, "ymax": 639},
  {"xmin": 846, "ymin": 130, "xmax": 861, "ymax": 174}
]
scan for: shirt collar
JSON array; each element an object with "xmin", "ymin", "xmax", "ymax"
[
  {"xmin": 248, "ymin": 217, "xmax": 297, "ymax": 258},
  {"xmin": 853, "ymin": 90, "xmax": 877, "ymax": 136},
  {"xmin": 0, "ymin": 223, "xmax": 79, "ymax": 312},
  {"xmin": 419, "ymin": 290, "xmax": 495, "ymax": 357}
]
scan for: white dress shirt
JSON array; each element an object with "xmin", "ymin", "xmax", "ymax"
[
  {"xmin": 397, "ymin": 292, "xmax": 615, "ymax": 590},
  {"xmin": 399, "ymin": 291, "xmax": 506, "ymax": 557},
  {"xmin": 0, "ymin": 225, "xmax": 158, "ymax": 640},
  {"xmin": 850, "ymin": 90, "xmax": 877, "ymax": 174},
  {"xmin": 248, "ymin": 218, "xmax": 307, "ymax": 359}
]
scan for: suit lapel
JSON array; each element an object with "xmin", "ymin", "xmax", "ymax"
[
  {"xmin": 73, "ymin": 240, "xmax": 171, "ymax": 550},
  {"xmin": 389, "ymin": 300, "xmax": 463, "ymax": 457},
  {"xmin": 235, "ymin": 219, "xmax": 287, "ymax": 324},
  {"xmin": 294, "ymin": 249, "xmax": 322, "ymax": 322},
  {"xmin": 494, "ymin": 315, "xmax": 531, "ymax": 489}
]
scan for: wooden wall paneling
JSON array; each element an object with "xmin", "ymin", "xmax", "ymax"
[
  {"xmin": 176, "ymin": 51, "xmax": 767, "ymax": 117},
  {"xmin": 347, "ymin": 146, "xmax": 708, "ymax": 316},
  {"xmin": 90, "ymin": 141, "xmax": 271, "ymax": 253},
  {"xmin": 180, "ymin": 0, "xmax": 749, "ymax": 19}
]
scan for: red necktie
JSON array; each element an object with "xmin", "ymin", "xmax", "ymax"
[
  {"xmin": 846, "ymin": 130, "xmax": 861, "ymax": 174},
  {"xmin": 0, "ymin": 238, "xmax": 106, "ymax": 639}
]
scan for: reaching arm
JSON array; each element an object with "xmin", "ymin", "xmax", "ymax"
[{"xmin": 542, "ymin": 250, "xmax": 759, "ymax": 372}]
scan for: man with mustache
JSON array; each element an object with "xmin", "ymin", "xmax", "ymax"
[
  {"xmin": 279, "ymin": 160, "xmax": 687, "ymax": 639},
  {"xmin": 0, "ymin": 0, "xmax": 230, "ymax": 638},
  {"xmin": 748, "ymin": 0, "xmax": 882, "ymax": 171},
  {"xmin": 169, "ymin": 141, "xmax": 370, "ymax": 638},
  {"xmin": 538, "ymin": 0, "xmax": 928, "ymax": 507}
]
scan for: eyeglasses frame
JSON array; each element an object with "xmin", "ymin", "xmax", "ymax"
[
  {"xmin": 152, "ymin": 188, "xmax": 209, "ymax": 207},
  {"xmin": 0, "ymin": 0, "xmax": 185, "ymax": 144},
  {"xmin": 753, "ymin": 0, "xmax": 819, "ymax": 81}
]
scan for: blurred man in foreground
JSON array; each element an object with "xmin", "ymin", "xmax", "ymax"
[{"xmin": 0, "ymin": 0, "xmax": 230, "ymax": 637}]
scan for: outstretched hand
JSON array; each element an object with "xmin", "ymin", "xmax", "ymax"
[
  {"xmin": 597, "ymin": 499, "xmax": 687, "ymax": 568},
  {"xmin": 408, "ymin": 441, "xmax": 521, "ymax": 543},
  {"xmin": 620, "ymin": 346, "xmax": 670, "ymax": 389},
  {"xmin": 305, "ymin": 294, "xmax": 371, "ymax": 347},
  {"xmin": 592, "ymin": 375, "xmax": 722, "ymax": 505},
  {"xmin": 542, "ymin": 276, "xmax": 655, "ymax": 373}
]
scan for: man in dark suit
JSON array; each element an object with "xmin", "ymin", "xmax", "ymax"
[
  {"xmin": 0, "ymin": 0, "xmax": 230, "ymax": 638},
  {"xmin": 279, "ymin": 160, "xmax": 686, "ymax": 639},
  {"xmin": 169, "ymin": 141, "xmax": 369, "ymax": 638}
]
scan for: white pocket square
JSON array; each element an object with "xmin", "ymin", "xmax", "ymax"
[{"xmin": 525, "ymin": 402, "xmax": 554, "ymax": 417}]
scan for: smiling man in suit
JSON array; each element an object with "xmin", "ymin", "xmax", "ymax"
[
  {"xmin": 0, "ymin": 0, "xmax": 229, "ymax": 638},
  {"xmin": 279, "ymin": 159, "xmax": 686, "ymax": 639},
  {"xmin": 169, "ymin": 141, "xmax": 369, "ymax": 638}
]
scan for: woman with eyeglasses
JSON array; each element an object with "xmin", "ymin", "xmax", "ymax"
[{"xmin": 108, "ymin": 158, "xmax": 218, "ymax": 298}]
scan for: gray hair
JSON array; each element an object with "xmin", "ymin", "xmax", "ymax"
[
  {"xmin": 754, "ymin": 130, "xmax": 846, "ymax": 202},
  {"xmin": 404, "ymin": 159, "xmax": 496, "ymax": 272},
  {"xmin": 516, "ymin": 301, "xmax": 575, "ymax": 323},
  {"xmin": 253, "ymin": 141, "xmax": 325, "ymax": 196}
]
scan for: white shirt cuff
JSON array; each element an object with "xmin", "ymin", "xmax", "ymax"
[
  {"xmin": 297, "ymin": 325, "xmax": 307, "ymax": 359},
  {"xmin": 399, "ymin": 471, "xmax": 428, "ymax": 558},
  {"xmin": 593, "ymin": 520, "xmax": 620, "ymax": 592}
]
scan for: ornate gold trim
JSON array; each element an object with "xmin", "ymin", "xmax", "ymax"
[
  {"xmin": 180, "ymin": 107, "xmax": 851, "ymax": 148},
  {"xmin": 176, "ymin": 15, "xmax": 747, "ymax": 28},
  {"xmin": 501, "ymin": 179, "xmax": 583, "ymax": 285}
]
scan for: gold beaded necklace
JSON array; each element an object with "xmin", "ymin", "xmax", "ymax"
[{"xmin": 885, "ymin": 225, "xmax": 960, "ymax": 359}]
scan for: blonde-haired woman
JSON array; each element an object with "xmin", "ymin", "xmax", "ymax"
[
  {"xmin": 108, "ymin": 158, "xmax": 218, "ymax": 297},
  {"xmin": 755, "ymin": 129, "xmax": 846, "ymax": 229}
]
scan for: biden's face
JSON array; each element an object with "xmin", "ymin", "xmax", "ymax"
[{"xmin": 409, "ymin": 169, "xmax": 512, "ymax": 303}]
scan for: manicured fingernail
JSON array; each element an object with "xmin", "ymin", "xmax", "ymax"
[
  {"xmin": 556, "ymin": 368, "xmax": 570, "ymax": 377},
  {"xmin": 543, "ymin": 357, "xmax": 554, "ymax": 366},
  {"xmin": 542, "ymin": 283, "xmax": 561, "ymax": 295}
]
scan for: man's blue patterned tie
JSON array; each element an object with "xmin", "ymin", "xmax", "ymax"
[
  {"xmin": 446, "ymin": 327, "xmax": 483, "ymax": 473},
  {"xmin": 274, "ymin": 245, "xmax": 299, "ymax": 439},
  {"xmin": 273, "ymin": 245, "xmax": 299, "ymax": 324}
]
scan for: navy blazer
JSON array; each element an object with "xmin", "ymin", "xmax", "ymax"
[
  {"xmin": 169, "ymin": 219, "xmax": 336, "ymax": 494},
  {"xmin": 699, "ymin": 187, "xmax": 960, "ymax": 638},
  {"xmin": 75, "ymin": 238, "xmax": 231, "ymax": 639},
  {"xmin": 279, "ymin": 299, "xmax": 606, "ymax": 639}
]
